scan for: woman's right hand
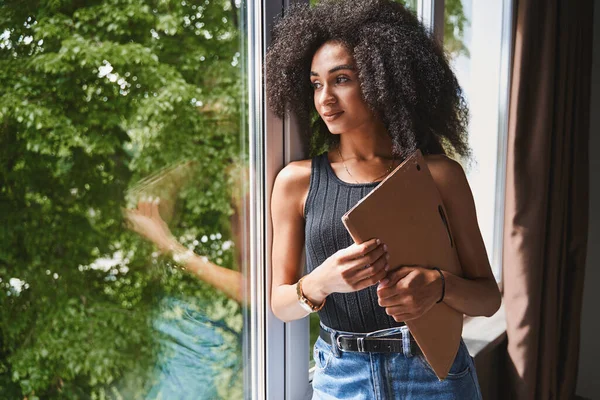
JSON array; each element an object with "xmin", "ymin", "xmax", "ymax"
[
  {"xmin": 123, "ymin": 197, "xmax": 176, "ymax": 254},
  {"xmin": 304, "ymin": 238, "xmax": 389, "ymax": 302}
]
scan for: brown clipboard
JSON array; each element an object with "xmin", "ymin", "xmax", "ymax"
[{"xmin": 341, "ymin": 149, "xmax": 463, "ymax": 381}]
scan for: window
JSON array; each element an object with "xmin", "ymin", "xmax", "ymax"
[
  {"xmin": 0, "ymin": 1, "xmax": 253, "ymax": 398},
  {"xmin": 442, "ymin": 0, "xmax": 512, "ymax": 282},
  {"xmin": 0, "ymin": 0, "xmax": 512, "ymax": 398}
]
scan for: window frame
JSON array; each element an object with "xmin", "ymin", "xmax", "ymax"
[
  {"xmin": 438, "ymin": 0, "xmax": 513, "ymax": 287},
  {"xmin": 255, "ymin": 0, "xmax": 315, "ymax": 399},
  {"xmin": 491, "ymin": 0, "xmax": 514, "ymax": 291}
]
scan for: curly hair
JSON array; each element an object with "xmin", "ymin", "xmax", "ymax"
[{"xmin": 265, "ymin": 0, "xmax": 471, "ymax": 161}]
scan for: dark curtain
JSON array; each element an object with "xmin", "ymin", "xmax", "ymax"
[{"xmin": 502, "ymin": 0, "xmax": 594, "ymax": 399}]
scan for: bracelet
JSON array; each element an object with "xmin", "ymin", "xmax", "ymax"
[
  {"xmin": 432, "ymin": 267, "xmax": 445, "ymax": 303},
  {"xmin": 169, "ymin": 244, "xmax": 195, "ymax": 266},
  {"xmin": 296, "ymin": 276, "xmax": 326, "ymax": 313}
]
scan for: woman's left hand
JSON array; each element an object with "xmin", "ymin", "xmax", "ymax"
[{"xmin": 376, "ymin": 265, "xmax": 443, "ymax": 322}]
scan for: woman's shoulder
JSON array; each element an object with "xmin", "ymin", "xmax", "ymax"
[
  {"xmin": 423, "ymin": 154, "xmax": 463, "ymax": 176},
  {"xmin": 423, "ymin": 153, "xmax": 470, "ymax": 203},
  {"xmin": 275, "ymin": 158, "xmax": 313, "ymax": 185},
  {"xmin": 271, "ymin": 158, "xmax": 313, "ymax": 216}
]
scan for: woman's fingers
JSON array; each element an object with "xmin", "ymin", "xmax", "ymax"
[
  {"xmin": 355, "ymin": 267, "xmax": 388, "ymax": 291},
  {"xmin": 376, "ymin": 267, "xmax": 416, "ymax": 299},
  {"xmin": 150, "ymin": 197, "xmax": 161, "ymax": 219},
  {"xmin": 351, "ymin": 250, "xmax": 388, "ymax": 282},
  {"xmin": 136, "ymin": 196, "xmax": 161, "ymax": 218},
  {"xmin": 339, "ymin": 238, "xmax": 380, "ymax": 262},
  {"xmin": 377, "ymin": 293, "xmax": 406, "ymax": 308},
  {"xmin": 137, "ymin": 197, "xmax": 150, "ymax": 216},
  {"xmin": 349, "ymin": 243, "xmax": 388, "ymax": 271},
  {"xmin": 383, "ymin": 304, "xmax": 408, "ymax": 316}
]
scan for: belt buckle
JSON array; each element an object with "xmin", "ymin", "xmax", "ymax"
[{"xmin": 335, "ymin": 334, "xmax": 353, "ymax": 352}]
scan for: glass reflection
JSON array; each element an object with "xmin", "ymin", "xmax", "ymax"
[
  {"xmin": 0, "ymin": 0, "xmax": 248, "ymax": 398},
  {"xmin": 123, "ymin": 160, "xmax": 247, "ymax": 399}
]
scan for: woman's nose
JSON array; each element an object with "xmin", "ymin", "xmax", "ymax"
[{"xmin": 318, "ymin": 85, "xmax": 336, "ymax": 106}]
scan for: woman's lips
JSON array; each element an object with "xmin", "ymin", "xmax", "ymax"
[{"xmin": 323, "ymin": 111, "xmax": 343, "ymax": 121}]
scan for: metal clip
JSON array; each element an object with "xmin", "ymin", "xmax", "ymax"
[{"xmin": 357, "ymin": 337, "xmax": 365, "ymax": 352}]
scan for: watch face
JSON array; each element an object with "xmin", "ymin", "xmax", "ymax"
[{"xmin": 299, "ymin": 300, "xmax": 314, "ymax": 313}]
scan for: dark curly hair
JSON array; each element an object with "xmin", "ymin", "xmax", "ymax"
[{"xmin": 265, "ymin": 0, "xmax": 471, "ymax": 161}]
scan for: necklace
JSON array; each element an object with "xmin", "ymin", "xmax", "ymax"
[{"xmin": 337, "ymin": 147, "xmax": 396, "ymax": 184}]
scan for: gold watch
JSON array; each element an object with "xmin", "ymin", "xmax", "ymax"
[{"xmin": 296, "ymin": 275, "xmax": 326, "ymax": 313}]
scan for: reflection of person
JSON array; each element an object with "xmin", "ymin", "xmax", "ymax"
[
  {"xmin": 124, "ymin": 196, "xmax": 244, "ymax": 303},
  {"xmin": 267, "ymin": 1, "xmax": 501, "ymax": 399},
  {"xmin": 123, "ymin": 163, "xmax": 248, "ymax": 399}
]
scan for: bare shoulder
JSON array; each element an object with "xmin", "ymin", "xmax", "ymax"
[
  {"xmin": 424, "ymin": 154, "xmax": 465, "ymax": 178},
  {"xmin": 423, "ymin": 154, "xmax": 471, "ymax": 201},
  {"xmin": 274, "ymin": 158, "xmax": 312, "ymax": 188},
  {"xmin": 272, "ymin": 158, "xmax": 312, "ymax": 217}
]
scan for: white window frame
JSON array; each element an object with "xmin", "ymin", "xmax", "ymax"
[
  {"xmin": 492, "ymin": 0, "xmax": 513, "ymax": 289},
  {"xmin": 253, "ymin": 0, "xmax": 315, "ymax": 399},
  {"xmin": 418, "ymin": 0, "xmax": 445, "ymax": 43}
]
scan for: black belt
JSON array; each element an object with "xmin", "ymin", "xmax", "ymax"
[{"xmin": 319, "ymin": 326, "xmax": 421, "ymax": 354}]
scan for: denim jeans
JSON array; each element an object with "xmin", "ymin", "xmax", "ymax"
[{"xmin": 312, "ymin": 324, "xmax": 483, "ymax": 400}]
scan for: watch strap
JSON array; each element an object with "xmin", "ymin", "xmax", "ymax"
[{"xmin": 296, "ymin": 275, "xmax": 326, "ymax": 312}]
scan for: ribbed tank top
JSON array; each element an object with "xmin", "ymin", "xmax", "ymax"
[{"xmin": 304, "ymin": 152, "xmax": 405, "ymax": 333}]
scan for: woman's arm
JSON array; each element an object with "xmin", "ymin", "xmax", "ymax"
[
  {"xmin": 124, "ymin": 198, "xmax": 244, "ymax": 303},
  {"xmin": 166, "ymin": 240, "xmax": 244, "ymax": 303},
  {"xmin": 377, "ymin": 155, "xmax": 501, "ymax": 320},
  {"xmin": 429, "ymin": 156, "xmax": 502, "ymax": 316},
  {"xmin": 270, "ymin": 161, "xmax": 316, "ymax": 322}
]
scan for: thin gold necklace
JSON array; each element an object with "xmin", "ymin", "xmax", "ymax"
[{"xmin": 337, "ymin": 147, "xmax": 396, "ymax": 184}]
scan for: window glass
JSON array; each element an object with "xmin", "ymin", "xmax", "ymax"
[
  {"xmin": 443, "ymin": 0, "xmax": 508, "ymax": 281},
  {"xmin": 0, "ymin": 0, "xmax": 249, "ymax": 398}
]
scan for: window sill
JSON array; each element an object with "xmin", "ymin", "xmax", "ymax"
[{"xmin": 462, "ymin": 303, "xmax": 507, "ymax": 358}]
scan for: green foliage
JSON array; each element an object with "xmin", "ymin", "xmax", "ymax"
[
  {"xmin": 444, "ymin": 0, "xmax": 470, "ymax": 59},
  {"xmin": 0, "ymin": 0, "xmax": 245, "ymax": 398},
  {"xmin": 307, "ymin": 0, "xmax": 468, "ymax": 60}
]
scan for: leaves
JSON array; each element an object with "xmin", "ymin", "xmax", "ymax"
[{"xmin": 0, "ymin": 0, "xmax": 244, "ymax": 398}]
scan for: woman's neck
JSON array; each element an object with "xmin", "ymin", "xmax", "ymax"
[{"xmin": 335, "ymin": 119, "xmax": 395, "ymax": 161}]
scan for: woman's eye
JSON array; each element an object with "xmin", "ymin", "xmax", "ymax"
[
  {"xmin": 336, "ymin": 76, "xmax": 349, "ymax": 83},
  {"xmin": 311, "ymin": 81, "xmax": 322, "ymax": 90}
]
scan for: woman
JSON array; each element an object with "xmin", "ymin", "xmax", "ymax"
[{"xmin": 267, "ymin": 0, "xmax": 501, "ymax": 399}]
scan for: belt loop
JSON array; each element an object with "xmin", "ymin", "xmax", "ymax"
[
  {"xmin": 401, "ymin": 325, "xmax": 412, "ymax": 358},
  {"xmin": 329, "ymin": 330, "xmax": 342, "ymax": 357},
  {"xmin": 357, "ymin": 337, "xmax": 365, "ymax": 352}
]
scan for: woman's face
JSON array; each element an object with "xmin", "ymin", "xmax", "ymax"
[{"xmin": 310, "ymin": 41, "xmax": 377, "ymax": 135}]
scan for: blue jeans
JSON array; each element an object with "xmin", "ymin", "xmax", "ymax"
[{"xmin": 312, "ymin": 324, "xmax": 482, "ymax": 400}]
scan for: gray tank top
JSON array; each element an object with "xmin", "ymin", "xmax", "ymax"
[{"xmin": 304, "ymin": 152, "xmax": 405, "ymax": 333}]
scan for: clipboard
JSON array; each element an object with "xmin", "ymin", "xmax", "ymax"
[{"xmin": 341, "ymin": 149, "xmax": 463, "ymax": 380}]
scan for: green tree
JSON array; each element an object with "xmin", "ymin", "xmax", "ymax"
[
  {"xmin": 444, "ymin": 0, "xmax": 470, "ymax": 59},
  {"xmin": 0, "ymin": 0, "xmax": 245, "ymax": 398}
]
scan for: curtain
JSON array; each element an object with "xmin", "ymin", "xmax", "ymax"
[{"xmin": 502, "ymin": 0, "xmax": 594, "ymax": 399}]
